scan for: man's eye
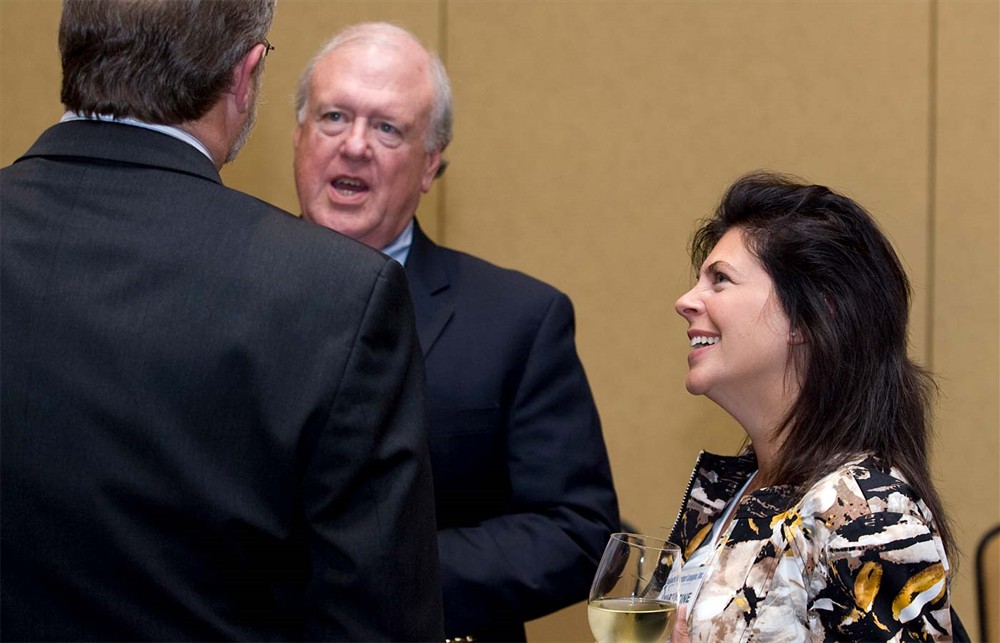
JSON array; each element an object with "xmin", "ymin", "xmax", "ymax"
[
  {"xmin": 323, "ymin": 112, "xmax": 343, "ymax": 122},
  {"xmin": 378, "ymin": 122, "xmax": 399, "ymax": 135}
]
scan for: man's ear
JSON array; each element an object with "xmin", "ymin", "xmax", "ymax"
[
  {"xmin": 231, "ymin": 44, "xmax": 266, "ymax": 114},
  {"xmin": 421, "ymin": 149, "xmax": 443, "ymax": 192}
]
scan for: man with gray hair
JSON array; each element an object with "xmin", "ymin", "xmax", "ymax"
[
  {"xmin": 294, "ymin": 22, "xmax": 619, "ymax": 641},
  {"xmin": 1, "ymin": 3, "xmax": 443, "ymax": 640}
]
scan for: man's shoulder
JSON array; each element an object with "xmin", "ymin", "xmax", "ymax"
[
  {"xmin": 435, "ymin": 243, "xmax": 564, "ymax": 301},
  {"xmin": 195, "ymin": 181, "xmax": 391, "ymax": 271}
]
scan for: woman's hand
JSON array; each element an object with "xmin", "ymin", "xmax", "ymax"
[{"xmin": 671, "ymin": 605, "xmax": 691, "ymax": 643}]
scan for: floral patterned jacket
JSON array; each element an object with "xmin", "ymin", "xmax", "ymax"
[{"xmin": 668, "ymin": 451, "xmax": 952, "ymax": 642}]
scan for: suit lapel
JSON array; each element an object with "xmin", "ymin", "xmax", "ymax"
[{"xmin": 405, "ymin": 221, "xmax": 454, "ymax": 356}]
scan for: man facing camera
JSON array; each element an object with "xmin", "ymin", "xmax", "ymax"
[
  {"xmin": 294, "ymin": 22, "xmax": 620, "ymax": 642},
  {"xmin": 1, "ymin": 3, "xmax": 442, "ymax": 641}
]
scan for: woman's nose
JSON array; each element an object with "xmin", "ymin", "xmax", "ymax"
[{"xmin": 674, "ymin": 287, "xmax": 701, "ymax": 319}]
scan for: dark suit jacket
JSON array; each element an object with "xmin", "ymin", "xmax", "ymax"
[
  {"xmin": 0, "ymin": 121, "xmax": 444, "ymax": 642},
  {"xmin": 405, "ymin": 221, "xmax": 619, "ymax": 641}
]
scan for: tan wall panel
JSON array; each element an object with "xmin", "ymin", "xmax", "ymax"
[
  {"xmin": 0, "ymin": 0, "xmax": 64, "ymax": 165},
  {"xmin": 933, "ymin": 0, "xmax": 1000, "ymax": 633}
]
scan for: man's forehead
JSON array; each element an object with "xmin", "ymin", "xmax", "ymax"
[{"xmin": 309, "ymin": 45, "xmax": 434, "ymax": 115}]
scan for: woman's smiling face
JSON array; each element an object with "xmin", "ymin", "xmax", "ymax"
[{"xmin": 674, "ymin": 227, "xmax": 795, "ymax": 411}]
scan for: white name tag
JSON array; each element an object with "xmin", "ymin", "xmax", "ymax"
[{"xmin": 674, "ymin": 564, "xmax": 710, "ymax": 608}]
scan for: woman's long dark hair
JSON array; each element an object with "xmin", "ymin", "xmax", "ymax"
[{"xmin": 689, "ymin": 171, "xmax": 954, "ymax": 558}]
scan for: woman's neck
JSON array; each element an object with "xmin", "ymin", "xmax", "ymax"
[
  {"xmin": 714, "ymin": 383, "xmax": 798, "ymax": 484},
  {"xmin": 709, "ymin": 369, "xmax": 801, "ymax": 486}
]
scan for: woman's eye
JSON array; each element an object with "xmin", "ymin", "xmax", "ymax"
[{"xmin": 714, "ymin": 272, "xmax": 730, "ymax": 284}]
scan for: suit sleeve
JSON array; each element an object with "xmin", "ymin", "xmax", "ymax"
[
  {"xmin": 299, "ymin": 259, "xmax": 444, "ymax": 642},
  {"xmin": 437, "ymin": 292, "xmax": 619, "ymax": 632}
]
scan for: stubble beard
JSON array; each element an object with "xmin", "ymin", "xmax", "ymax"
[{"xmin": 225, "ymin": 70, "xmax": 263, "ymax": 164}]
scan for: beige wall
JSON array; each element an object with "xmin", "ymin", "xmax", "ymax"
[{"xmin": 2, "ymin": 1, "xmax": 997, "ymax": 640}]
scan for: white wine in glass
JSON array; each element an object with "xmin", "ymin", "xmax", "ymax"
[{"xmin": 588, "ymin": 533, "xmax": 681, "ymax": 643}]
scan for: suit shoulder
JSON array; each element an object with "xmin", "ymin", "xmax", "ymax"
[
  {"xmin": 193, "ymin": 189, "xmax": 406, "ymax": 317},
  {"xmin": 437, "ymin": 245, "xmax": 566, "ymax": 303},
  {"xmin": 225, "ymin": 189, "xmax": 393, "ymax": 275}
]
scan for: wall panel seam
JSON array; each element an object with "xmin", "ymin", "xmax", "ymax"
[
  {"xmin": 926, "ymin": 0, "xmax": 939, "ymax": 372},
  {"xmin": 437, "ymin": 0, "xmax": 449, "ymax": 245}
]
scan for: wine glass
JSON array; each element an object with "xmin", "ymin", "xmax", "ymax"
[{"xmin": 588, "ymin": 532, "xmax": 682, "ymax": 643}]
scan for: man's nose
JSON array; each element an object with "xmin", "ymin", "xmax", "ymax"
[{"xmin": 341, "ymin": 121, "xmax": 372, "ymax": 160}]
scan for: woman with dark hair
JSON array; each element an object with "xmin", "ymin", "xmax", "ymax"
[{"xmin": 668, "ymin": 172, "xmax": 955, "ymax": 641}]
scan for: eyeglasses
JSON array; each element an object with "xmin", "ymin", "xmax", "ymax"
[{"xmin": 261, "ymin": 38, "xmax": 275, "ymax": 57}]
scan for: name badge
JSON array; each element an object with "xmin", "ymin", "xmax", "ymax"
[{"xmin": 672, "ymin": 564, "xmax": 710, "ymax": 608}]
